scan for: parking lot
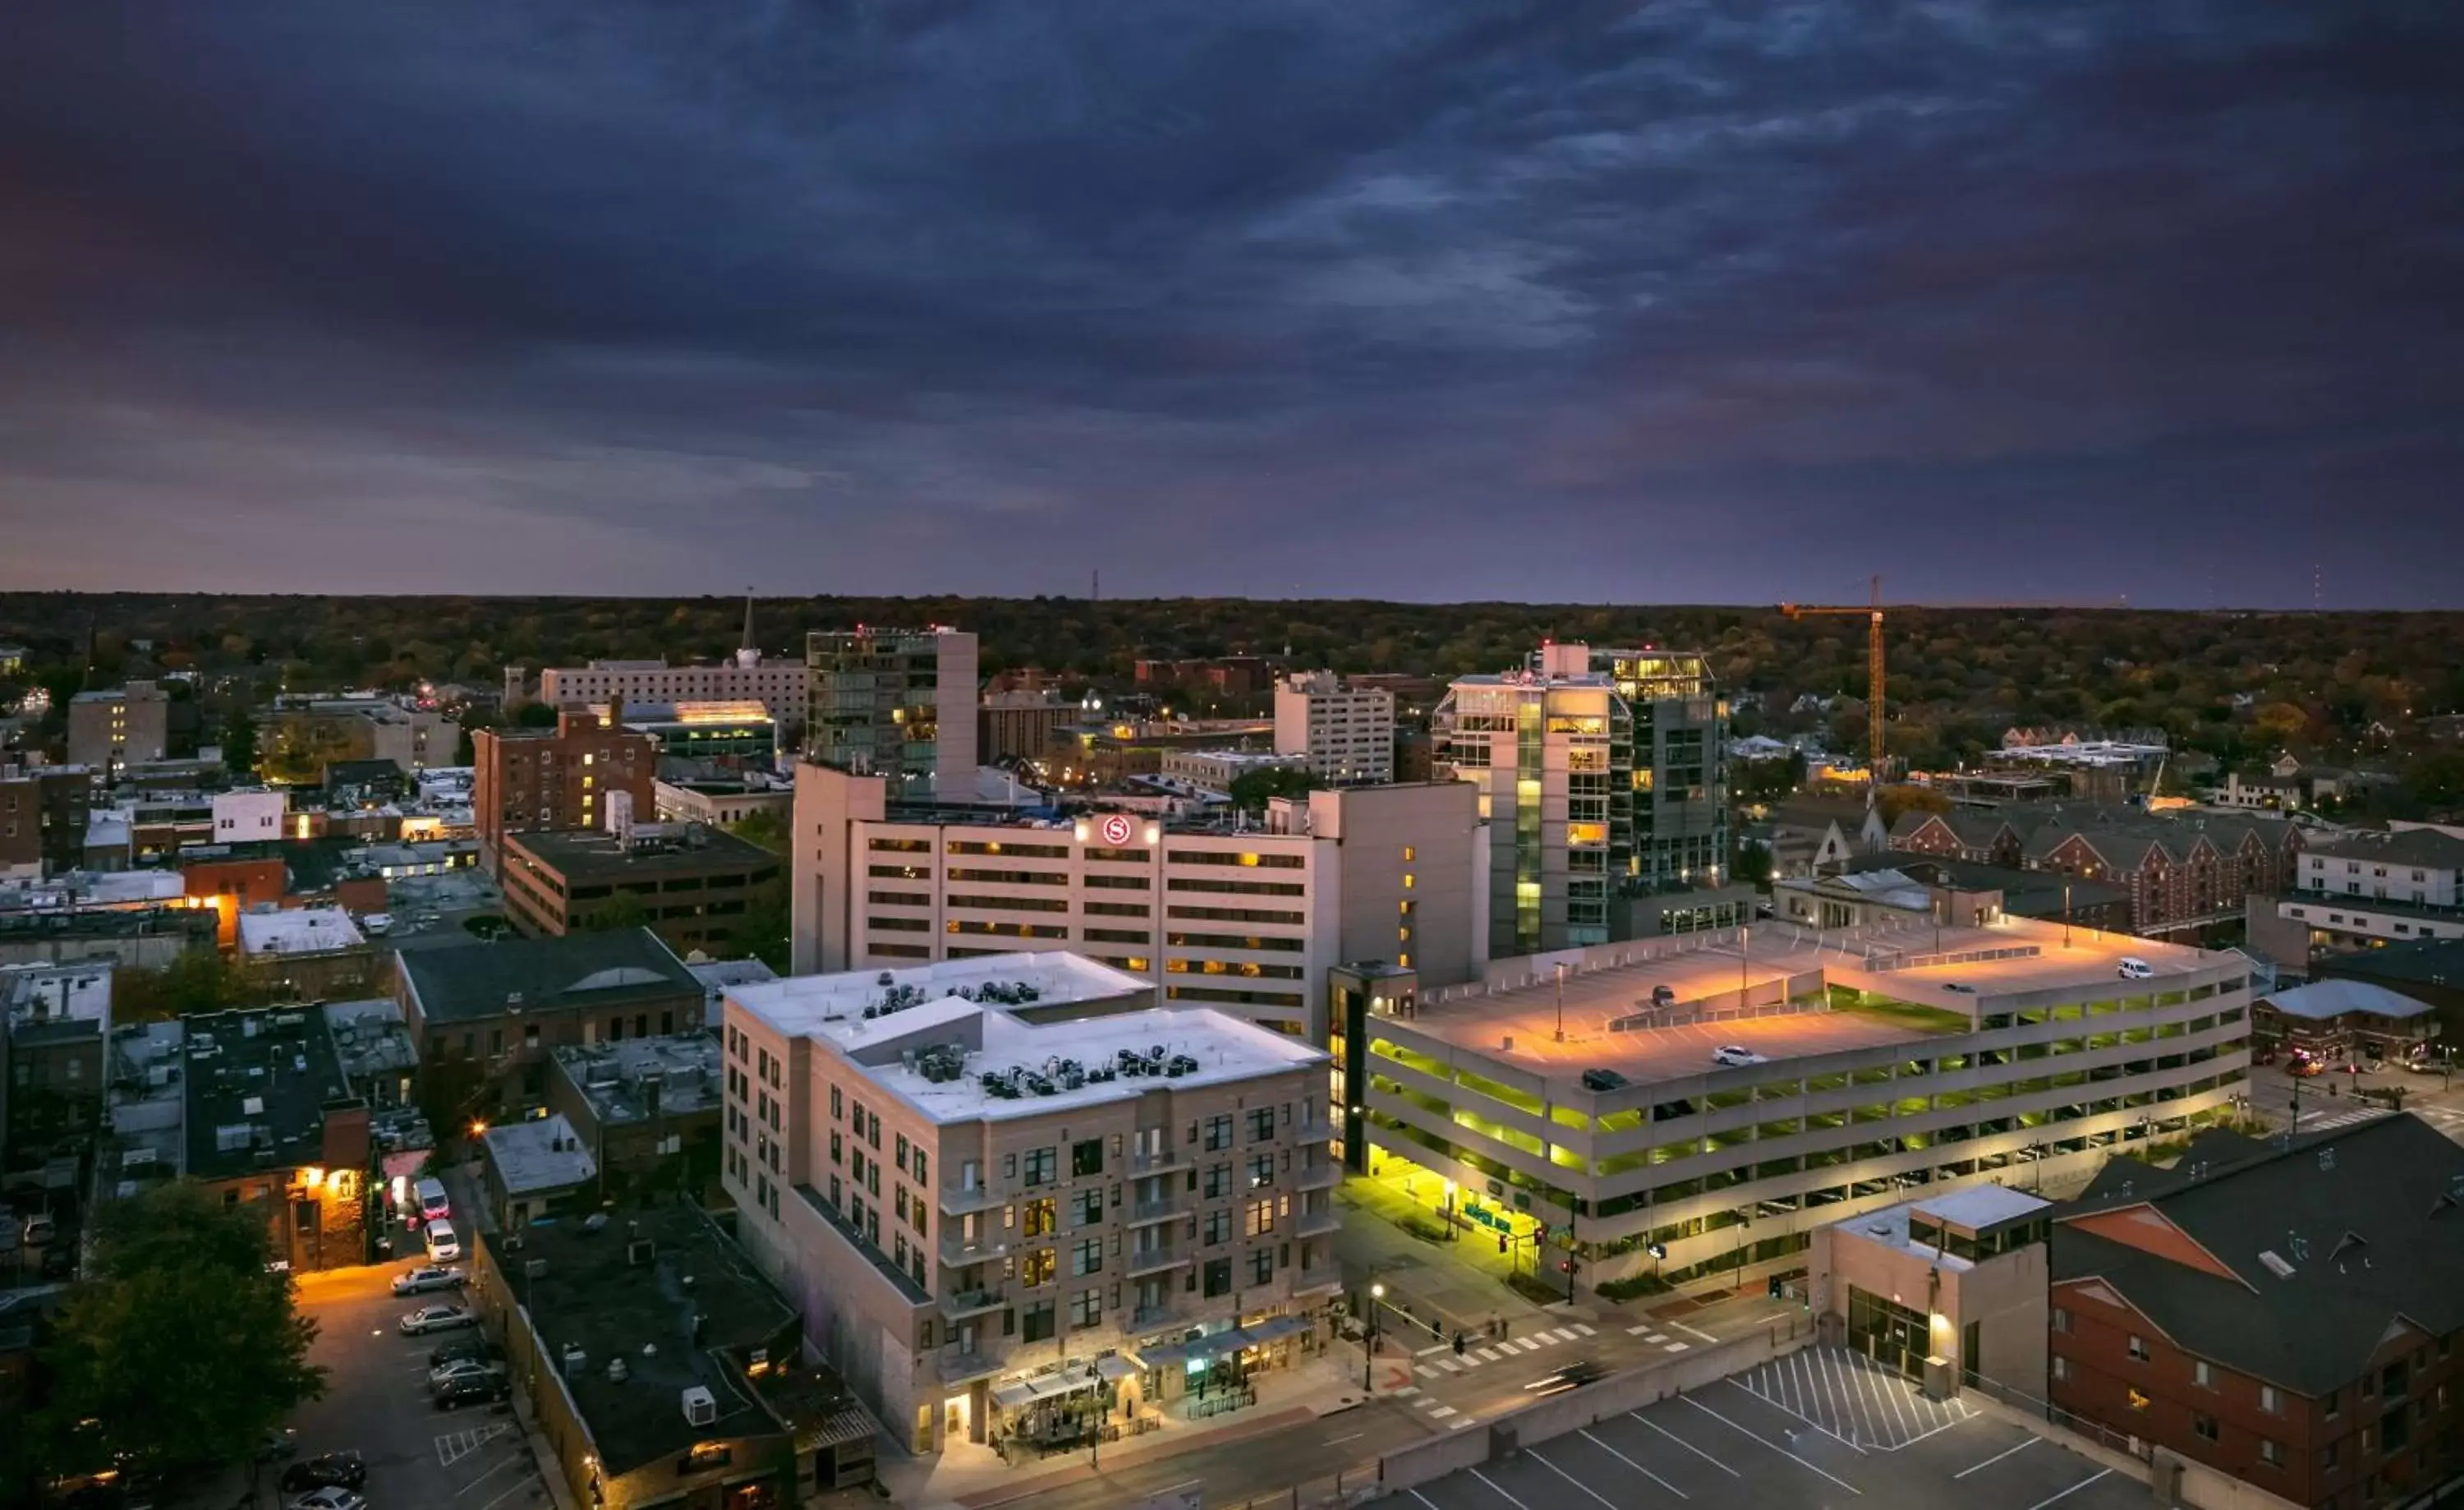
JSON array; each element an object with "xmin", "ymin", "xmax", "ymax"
[
  {"xmin": 1730, "ymin": 1345, "xmax": 1977, "ymax": 1451},
  {"xmin": 287, "ymin": 1247, "xmax": 551, "ymax": 1510},
  {"xmin": 1395, "ymin": 1365, "xmax": 2146, "ymax": 1510}
]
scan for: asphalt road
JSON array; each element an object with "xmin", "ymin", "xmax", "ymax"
[{"xmin": 986, "ymin": 1396, "xmax": 1427, "ymax": 1510}]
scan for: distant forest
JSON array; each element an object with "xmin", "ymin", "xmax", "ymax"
[{"xmin": 5, "ymin": 592, "xmax": 2464, "ymax": 778}]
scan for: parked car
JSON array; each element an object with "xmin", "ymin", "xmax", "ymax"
[
  {"xmin": 278, "ymin": 1453, "xmax": 365, "ymax": 1494},
  {"xmin": 393, "ymin": 1264, "xmax": 465, "ymax": 1296},
  {"xmin": 429, "ymin": 1335, "xmax": 506, "ymax": 1368},
  {"xmin": 433, "ymin": 1373, "xmax": 510, "ymax": 1411},
  {"xmin": 398, "ymin": 1303, "xmax": 477, "ymax": 1336},
  {"xmin": 1943, "ymin": 983, "xmax": 1976, "ymax": 994},
  {"xmin": 286, "ymin": 1489, "xmax": 367, "ymax": 1510},
  {"xmin": 1649, "ymin": 984, "xmax": 1676, "ymax": 1007},
  {"xmin": 2117, "ymin": 956, "xmax": 2156, "ymax": 981},
  {"xmin": 425, "ymin": 1219, "xmax": 462, "ymax": 1264},
  {"xmin": 253, "ymin": 1429, "xmax": 298, "ymax": 1462},
  {"xmin": 430, "ymin": 1357, "xmax": 508, "ymax": 1389},
  {"xmin": 21, "ymin": 1213, "xmax": 57, "ymax": 1245},
  {"xmin": 1711, "ymin": 1045, "xmax": 1769, "ymax": 1068}
]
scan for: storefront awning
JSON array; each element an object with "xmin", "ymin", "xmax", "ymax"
[
  {"xmin": 994, "ymin": 1368, "xmax": 1105, "ymax": 1410},
  {"xmin": 991, "ymin": 1381, "xmax": 1036, "ymax": 1410},
  {"xmin": 1241, "ymin": 1314, "xmax": 1308, "ymax": 1347},
  {"xmin": 1094, "ymin": 1355, "xmax": 1139, "ymax": 1382}
]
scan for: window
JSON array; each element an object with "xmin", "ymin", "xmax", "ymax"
[
  {"xmin": 1022, "ymin": 1249, "xmax": 1056, "ymax": 1287},
  {"xmin": 2052, "ymin": 1307, "xmax": 2071, "ymax": 1334},
  {"xmin": 2261, "ymin": 1384, "xmax": 2281, "ymax": 1415},
  {"xmin": 1073, "ymin": 1139, "xmax": 1104, "ymax": 1178},
  {"xmin": 1024, "ymin": 1148, "xmax": 1057, "ymax": 1186},
  {"xmin": 2260, "ymin": 1439, "xmax": 2282, "ymax": 1468},
  {"xmin": 2051, "ymin": 1356, "xmax": 2071, "ymax": 1383},
  {"xmin": 2195, "ymin": 1360, "xmax": 2213, "ymax": 1388},
  {"xmin": 896, "ymin": 1134, "xmax": 909, "ymax": 1172},
  {"xmin": 1023, "ymin": 1199, "xmax": 1056, "ymax": 1238},
  {"xmin": 2128, "ymin": 1335, "xmax": 2150, "ymax": 1362},
  {"xmin": 830, "ymin": 1131, "xmax": 843, "ymax": 1166},
  {"xmin": 915, "ymin": 1150, "xmax": 928, "ymax": 1185},
  {"xmin": 1204, "ymin": 1163, "xmax": 1231, "ymax": 1199},
  {"xmin": 1073, "ymin": 1238, "xmax": 1102, "ymax": 1278},
  {"xmin": 1202, "ymin": 1259, "xmax": 1232, "ymax": 1298},
  {"xmin": 1248, "ymin": 1107, "xmax": 1276, "ymax": 1144},
  {"xmin": 1251, "ymin": 1249, "xmax": 1274, "ymax": 1286},
  {"xmin": 1022, "ymin": 1301, "xmax": 1055, "ymax": 1343},
  {"xmin": 2325, "ymin": 1388, "xmax": 2341, "ymax": 1420},
  {"xmin": 1073, "ymin": 1190, "xmax": 1103, "ymax": 1227},
  {"xmin": 2380, "ymin": 1360, "xmax": 2407, "ymax": 1399},
  {"xmin": 1203, "ymin": 1209, "xmax": 1231, "ymax": 1245},
  {"xmin": 1248, "ymin": 1153, "xmax": 1275, "ymax": 1190},
  {"xmin": 1245, "ymin": 1199, "xmax": 1275, "ymax": 1238},
  {"xmin": 2319, "ymin": 1442, "xmax": 2339, "ymax": 1471},
  {"xmin": 1070, "ymin": 1288, "xmax": 1101, "ymax": 1328},
  {"xmin": 2194, "ymin": 1413, "xmax": 2218, "ymax": 1443},
  {"xmin": 830, "ymin": 1085, "xmax": 843, "ymax": 1121}
]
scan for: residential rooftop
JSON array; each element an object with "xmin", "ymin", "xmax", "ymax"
[
  {"xmin": 482, "ymin": 1112, "xmax": 596, "ymax": 1195},
  {"xmin": 1402, "ymin": 918, "xmax": 2227, "ymax": 1088},
  {"xmin": 2301, "ymin": 826, "xmax": 2464, "ymax": 870},
  {"xmin": 180, "ymin": 1006, "xmax": 356, "ymax": 1181},
  {"xmin": 724, "ymin": 951, "xmax": 1152, "ymax": 1042},
  {"xmin": 237, "ymin": 906, "xmax": 366, "ymax": 958},
  {"xmin": 552, "ymin": 1033, "xmax": 722, "ymax": 1126},
  {"xmin": 321, "ymin": 997, "xmax": 421, "ymax": 1085},
  {"xmin": 398, "ymin": 929, "xmax": 701, "ymax": 1026},
  {"xmin": 482, "ymin": 1200, "xmax": 805, "ymax": 1480},
  {"xmin": 2, "ymin": 959, "xmax": 115, "ymax": 1031}
]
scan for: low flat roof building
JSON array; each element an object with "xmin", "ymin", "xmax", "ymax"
[
  {"xmin": 500, "ymin": 826, "xmax": 782, "ymax": 956},
  {"xmin": 1342, "ymin": 916, "xmax": 2253, "ymax": 1291},
  {"xmin": 180, "ymin": 1005, "xmax": 370, "ymax": 1271},
  {"xmin": 1809, "ymin": 1183, "xmax": 2052, "ymax": 1397},
  {"xmin": 480, "ymin": 1111, "xmax": 597, "ymax": 1227},
  {"xmin": 237, "ymin": 905, "xmax": 379, "ymax": 998},
  {"xmin": 547, "ymin": 1031, "xmax": 724, "ymax": 1198},
  {"xmin": 724, "ymin": 952, "xmax": 1339, "ymax": 1460},
  {"xmin": 470, "ymin": 1199, "xmax": 871, "ymax": 1510}
]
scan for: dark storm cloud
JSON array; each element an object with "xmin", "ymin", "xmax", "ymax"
[{"xmin": 2, "ymin": 0, "xmax": 2460, "ymax": 602}]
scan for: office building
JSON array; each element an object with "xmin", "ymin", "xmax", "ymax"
[
  {"xmin": 1335, "ymin": 917, "xmax": 2252, "ymax": 1287},
  {"xmin": 1154, "ymin": 748, "xmax": 1303, "ymax": 791},
  {"xmin": 1584, "ymin": 647, "xmax": 1729, "ymax": 888},
  {"xmin": 978, "ymin": 690, "xmax": 1074, "ymax": 766},
  {"xmin": 806, "ymin": 627, "xmax": 978, "ymax": 800},
  {"xmin": 653, "ymin": 776, "xmax": 793, "ymax": 829},
  {"xmin": 1433, "ymin": 647, "xmax": 1632, "ymax": 955},
  {"xmin": 2050, "ymin": 1115, "xmax": 2464, "ymax": 1509},
  {"xmin": 537, "ymin": 602, "xmax": 810, "ymax": 722},
  {"xmin": 790, "ymin": 759, "xmax": 1484, "ymax": 1040},
  {"xmin": 619, "ymin": 700, "xmax": 777, "ymax": 760},
  {"xmin": 268, "ymin": 696, "xmax": 455, "ymax": 775},
  {"xmin": 0, "ymin": 765, "xmax": 92, "ymax": 879},
  {"xmin": 1273, "ymin": 672, "xmax": 1395, "ymax": 784},
  {"xmin": 722, "ymin": 953, "xmax": 1340, "ymax": 1457},
  {"xmin": 65, "ymin": 682, "xmax": 170, "ymax": 779},
  {"xmin": 2, "ymin": 960, "xmax": 113, "ymax": 1176},
  {"xmin": 470, "ymin": 707, "xmax": 660, "ymax": 872},
  {"xmin": 499, "ymin": 825, "xmax": 781, "ymax": 955}
]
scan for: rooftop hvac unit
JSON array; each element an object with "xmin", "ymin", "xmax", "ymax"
[
  {"xmin": 563, "ymin": 1343, "xmax": 588, "ymax": 1374},
  {"xmin": 682, "ymin": 1385, "xmax": 717, "ymax": 1426},
  {"xmin": 627, "ymin": 1238, "xmax": 655, "ymax": 1267}
]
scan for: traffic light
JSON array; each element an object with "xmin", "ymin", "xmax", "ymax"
[
  {"xmin": 1768, "ymin": 1274, "xmax": 1783, "ymax": 1300},
  {"xmin": 1497, "ymin": 1233, "xmax": 1508, "ymax": 1254},
  {"xmin": 1454, "ymin": 1331, "xmax": 1466, "ymax": 1356}
]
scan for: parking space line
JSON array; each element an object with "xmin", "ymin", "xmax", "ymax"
[
  {"xmin": 1844, "ymin": 1351, "xmax": 1896, "ymax": 1448},
  {"xmin": 1680, "ymin": 1396, "xmax": 1863, "ymax": 1494},
  {"xmin": 1533, "ymin": 1444, "xmax": 1669, "ymax": 1505},
  {"xmin": 1899, "ymin": 1407, "xmax": 1975, "ymax": 1449},
  {"xmin": 1630, "ymin": 1411, "xmax": 1740, "ymax": 1475},
  {"xmin": 1955, "ymin": 1436, "xmax": 2039, "ymax": 1479},
  {"xmin": 455, "ymin": 1451, "xmax": 527, "ymax": 1496},
  {"xmin": 1727, "ymin": 1378, "xmax": 1864, "ymax": 1454},
  {"xmin": 2024, "ymin": 1468, "xmax": 2112, "ymax": 1510},
  {"xmin": 1470, "ymin": 1468, "xmax": 1533, "ymax": 1510},
  {"xmin": 1409, "ymin": 1490, "xmax": 1444, "ymax": 1510},
  {"xmin": 1577, "ymin": 1429, "xmax": 1689, "ymax": 1499}
]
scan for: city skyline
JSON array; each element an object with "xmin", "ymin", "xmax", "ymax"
[{"xmin": 4, "ymin": 2, "xmax": 2461, "ymax": 606}]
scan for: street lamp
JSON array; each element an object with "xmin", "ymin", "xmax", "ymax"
[{"xmin": 1363, "ymin": 1282, "xmax": 1386, "ymax": 1393}]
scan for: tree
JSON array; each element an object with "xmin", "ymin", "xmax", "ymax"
[
  {"xmin": 113, "ymin": 950, "xmax": 274, "ymax": 1022},
  {"xmin": 1731, "ymin": 839, "xmax": 1775, "ymax": 889},
  {"xmin": 514, "ymin": 701, "xmax": 561, "ymax": 728},
  {"xmin": 34, "ymin": 1184, "xmax": 324, "ymax": 1482},
  {"xmin": 738, "ymin": 886, "xmax": 791, "ymax": 974},
  {"xmin": 1877, "ymin": 785, "xmax": 1952, "ymax": 827},
  {"xmin": 585, "ymin": 890, "xmax": 651, "ymax": 932},
  {"xmin": 1225, "ymin": 766, "xmax": 1322, "ymax": 813},
  {"xmin": 2251, "ymin": 701, "xmax": 2311, "ymax": 748},
  {"xmin": 728, "ymin": 808, "xmax": 788, "ymax": 855},
  {"xmin": 221, "ymin": 706, "xmax": 259, "ymax": 777}
]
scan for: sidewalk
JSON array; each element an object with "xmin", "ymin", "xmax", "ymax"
[
  {"xmin": 1332, "ymin": 1175, "xmax": 1611, "ymax": 1338},
  {"xmin": 876, "ymin": 1348, "xmax": 1368, "ymax": 1510}
]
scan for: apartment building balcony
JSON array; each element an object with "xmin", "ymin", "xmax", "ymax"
[
  {"xmin": 1294, "ymin": 1156, "xmax": 1341, "ymax": 1191},
  {"xmin": 937, "ymin": 1343, "xmax": 1004, "ymax": 1384},
  {"xmin": 1292, "ymin": 1204, "xmax": 1341, "ymax": 1239},
  {"xmin": 1291, "ymin": 1261, "xmax": 1343, "ymax": 1296},
  {"xmin": 1126, "ymin": 1195, "xmax": 1184, "ymax": 1227},
  {"xmin": 1127, "ymin": 1245, "xmax": 1192, "ymax": 1278},
  {"xmin": 1132, "ymin": 1299, "xmax": 1193, "ymax": 1330},
  {"xmin": 938, "ymin": 1184, "xmax": 1007, "ymax": 1217},
  {"xmin": 1130, "ymin": 1148, "xmax": 1193, "ymax": 1176},
  {"xmin": 940, "ymin": 1285, "xmax": 1008, "ymax": 1322},
  {"xmin": 940, "ymin": 1231, "xmax": 1011, "ymax": 1268}
]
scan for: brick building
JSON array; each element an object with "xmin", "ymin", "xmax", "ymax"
[
  {"xmin": 470, "ymin": 707, "xmax": 659, "ymax": 872},
  {"xmin": 498, "ymin": 826, "xmax": 780, "ymax": 955},
  {"xmin": 1890, "ymin": 810, "xmax": 2026, "ymax": 869},
  {"xmin": 0, "ymin": 765, "xmax": 92, "ymax": 879},
  {"xmin": 66, "ymin": 682, "xmax": 170, "ymax": 780},
  {"xmin": 180, "ymin": 1006, "xmax": 372, "ymax": 1273},
  {"xmin": 1892, "ymin": 808, "xmax": 2301, "ymax": 939},
  {"xmin": 2050, "ymin": 1116, "xmax": 2464, "ymax": 1509}
]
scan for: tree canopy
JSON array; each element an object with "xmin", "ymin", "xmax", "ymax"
[{"xmin": 1226, "ymin": 766, "xmax": 1323, "ymax": 812}]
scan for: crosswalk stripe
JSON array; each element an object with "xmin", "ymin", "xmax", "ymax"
[
  {"xmin": 1476, "ymin": 1347, "xmax": 1501, "ymax": 1361},
  {"xmin": 1533, "ymin": 1333, "xmax": 1561, "ymax": 1347},
  {"xmin": 1627, "ymin": 1323, "xmax": 1653, "ymax": 1335},
  {"xmin": 1450, "ymin": 1416, "xmax": 1479, "ymax": 1430},
  {"xmin": 1571, "ymin": 1322, "xmax": 1597, "ymax": 1336},
  {"xmin": 1427, "ymin": 1404, "xmax": 1458, "ymax": 1418},
  {"xmin": 1664, "ymin": 1342, "xmax": 1689, "ymax": 1352}
]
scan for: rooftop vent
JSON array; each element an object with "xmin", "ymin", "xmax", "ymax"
[
  {"xmin": 627, "ymin": 1238, "xmax": 655, "ymax": 1266},
  {"xmin": 682, "ymin": 1385, "xmax": 717, "ymax": 1426},
  {"xmin": 2259, "ymin": 1250, "xmax": 2296, "ymax": 1280},
  {"xmin": 562, "ymin": 1343, "xmax": 588, "ymax": 1374}
]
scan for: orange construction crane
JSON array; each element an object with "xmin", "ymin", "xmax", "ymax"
[{"xmin": 1780, "ymin": 574, "xmax": 1888, "ymax": 790}]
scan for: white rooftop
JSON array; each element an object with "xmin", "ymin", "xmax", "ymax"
[
  {"xmin": 2261, "ymin": 978, "xmax": 2434, "ymax": 1022},
  {"xmin": 2, "ymin": 960, "xmax": 115, "ymax": 1026},
  {"xmin": 482, "ymin": 1112, "xmax": 598, "ymax": 1195},
  {"xmin": 1913, "ymin": 1182, "xmax": 2051, "ymax": 1231},
  {"xmin": 238, "ymin": 906, "xmax": 367, "ymax": 956},
  {"xmin": 725, "ymin": 952, "xmax": 1152, "ymax": 1043}
]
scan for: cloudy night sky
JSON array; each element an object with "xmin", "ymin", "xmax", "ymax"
[{"xmin": 3, "ymin": 2, "xmax": 2460, "ymax": 605}]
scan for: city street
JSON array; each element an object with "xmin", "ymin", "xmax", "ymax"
[{"xmin": 2236, "ymin": 1057, "xmax": 2464, "ymax": 1144}]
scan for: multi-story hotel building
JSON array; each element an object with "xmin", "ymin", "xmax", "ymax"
[
  {"xmin": 539, "ymin": 657, "xmax": 809, "ymax": 723},
  {"xmin": 1273, "ymin": 671, "xmax": 1396, "ymax": 784},
  {"xmin": 807, "ymin": 628, "xmax": 979, "ymax": 800},
  {"xmin": 790, "ymin": 760, "xmax": 1484, "ymax": 1040},
  {"xmin": 723, "ymin": 954, "xmax": 1341, "ymax": 1458},
  {"xmin": 1336, "ymin": 916, "xmax": 2253, "ymax": 1288}
]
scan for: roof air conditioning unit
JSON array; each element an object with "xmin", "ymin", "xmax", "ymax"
[
  {"xmin": 563, "ymin": 1343, "xmax": 588, "ymax": 1374},
  {"xmin": 682, "ymin": 1385, "xmax": 717, "ymax": 1426}
]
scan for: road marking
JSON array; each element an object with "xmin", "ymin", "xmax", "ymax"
[
  {"xmin": 1427, "ymin": 1404, "xmax": 1458, "ymax": 1419},
  {"xmin": 1410, "ymin": 1491, "xmax": 1445, "ymax": 1510},
  {"xmin": 1956, "ymin": 1436, "xmax": 2040, "ymax": 1478},
  {"xmin": 1533, "ymin": 1444, "xmax": 1669, "ymax": 1505},
  {"xmin": 1681, "ymin": 1396, "xmax": 1863, "ymax": 1494},
  {"xmin": 1663, "ymin": 1342, "xmax": 1690, "ymax": 1352},
  {"xmin": 1451, "ymin": 1416, "xmax": 1479, "ymax": 1430},
  {"xmin": 434, "ymin": 1425, "xmax": 510, "ymax": 1468},
  {"xmin": 2023, "ymin": 1468, "xmax": 2113, "ymax": 1510},
  {"xmin": 455, "ymin": 1451, "xmax": 527, "ymax": 1495},
  {"xmin": 1899, "ymin": 1411, "xmax": 1975, "ymax": 1448},
  {"xmin": 1727, "ymin": 1378, "xmax": 1864, "ymax": 1454},
  {"xmin": 1456, "ymin": 1351, "xmax": 1483, "ymax": 1368},
  {"xmin": 1631, "ymin": 1412, "xmax": 1740, "ymax": 1475},
  {"xmin": 1476, "ymin": 1346, "xmax": 1502, "ymax": 1361},
  {"xmin": 473, "ymin": 1470, "xmax": 542, "ymax": 1510},
  {"xmin": 1671, "ymin": 1318, "xmax": 1720, "ymax": 1345},
  {"xmin": 1392, "ymin": 1385, "xmax": 1422, "ymax": 1398},
  {"xmin": 1644, "ymin": 1333, "xmax": 1667, "ymax": 1344},
  {"xmin": 1515, "ymin": 1337, "xmax": 1543, "ymax": 1351},
  {"xmin": 1571, "ymin": 1322, "xmax": 1597, "ymax": 1336},
  {"xmin": 1470, "ymin": 1468, "xmax": 1531, "ymax": 1510},
  {"xmin": 1627, "ymin": 1324, "xmax": 1654, "ymax": 1335},
  {"xmin": 1326, "ymin": 1432, "xmax": 1363, "ymax": 1445},
  {"xmin": 1531, "ymin": 1332, "xmax": 1560, "ymax": 1347},
  {"xmin": 1418, "ymin": 1342, "xmax": 1450, "ymax": 1356},
  {"xmin": 1577, "ymin": 1428, "xmax": 1690, "ymax": 1500}
]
